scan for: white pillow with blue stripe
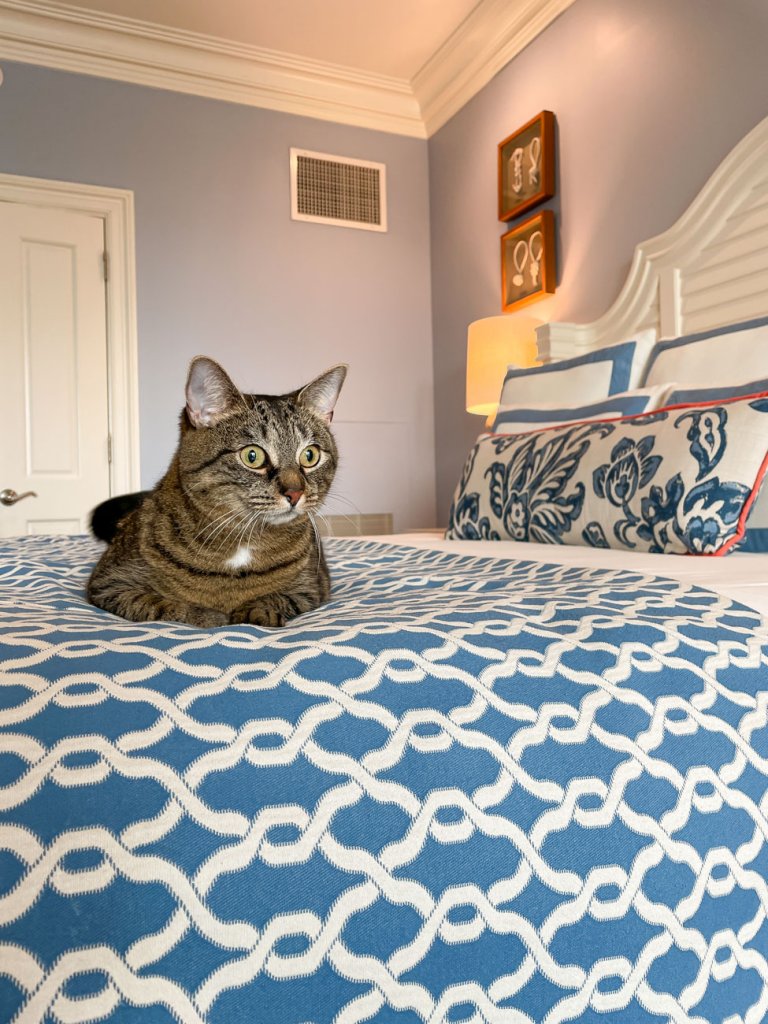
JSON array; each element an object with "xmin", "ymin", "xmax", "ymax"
[
  {"xmin": 643, "ymin": 316, "xmax": 768, "ymax": 387},
  {"xmin": 666, "ymin": 378, "xmax": 768, "ymax": 406},
  {"xmin": 665, "ymin": 377, "xmax": 768, "ymax": 551},
  {"xmin": 498, "ymin": 330, "xmax": 656, "ymax": 409},
  {"xmin": 491, "ymin": 385, "xmax": 672, "ymax": 434}
]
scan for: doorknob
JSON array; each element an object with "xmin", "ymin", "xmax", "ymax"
[{"xmin": 0, "ymin": 488, "xmax": 38, "ymax": 506}]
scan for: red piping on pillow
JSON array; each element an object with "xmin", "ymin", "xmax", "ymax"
[{"xmin": 715, "ymin": 446, "xmax": 768, "ymax": 557}]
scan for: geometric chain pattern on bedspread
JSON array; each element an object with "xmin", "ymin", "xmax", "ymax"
[{"xmin": 1, "ymin": 535, "xmax": 768, "ymax": 1024}]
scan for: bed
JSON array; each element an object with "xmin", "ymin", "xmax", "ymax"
[{"xmin": 4, "ymin": 117, "xmax": 768, "ymax": 1024}]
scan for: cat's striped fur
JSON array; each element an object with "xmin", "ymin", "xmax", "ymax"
[{"xmin": 87, "ymin": 357, "xmax": 346, "ymax": 627}]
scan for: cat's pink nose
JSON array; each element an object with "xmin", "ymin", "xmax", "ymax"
[{"xmin": 284, "ymin": 488, "xmax": 304, "ymax": 507}]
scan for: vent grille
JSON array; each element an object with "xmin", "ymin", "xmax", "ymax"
[{"xmin": 290, "ymin": 149, "xmax": 387, "ymax": 232}]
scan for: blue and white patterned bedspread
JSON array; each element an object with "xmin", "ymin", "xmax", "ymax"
[{"xmin": 2, "ymin": 535, "xmax": 768, "ymax": 1024}]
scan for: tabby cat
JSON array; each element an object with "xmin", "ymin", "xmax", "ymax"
[{"xmin": 87, "ymin": 356, "xmax": 347, "ymax": 627}]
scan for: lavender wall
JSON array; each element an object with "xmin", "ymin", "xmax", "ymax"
[
  {"xmin": 429, "ymin": 0, "xmax": 768, "ymax": 522},
  {"xmin": 0, "ymin": 61, "xmax": 435, "ymax": 530}
]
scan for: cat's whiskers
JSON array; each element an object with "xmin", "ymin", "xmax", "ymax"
[
  {"xmin": 320, "ymin": 492, "xmax": 370, "ymax": 533},
  {"xmin": 230, "ymin": 508, "xmax": 262, "ymax": 560},
  {"xmin": 308, "ymin": 503, "xmax": 326, "ymax": 524},
  {"xmin": 245, "ymin": 508, "xmax": 269, "ymax": 554},
  {"xmin": 323, "ymin": 491, "xmax": 363, "ymax": 516},
  {"xmin": 214, "ymin": 512, "xmax": 259, "ymax": 558},
  {"xmin": 200, "ymin": 508, "xmax": 251, "ymax": 554},
  {"xmin": 194, "ymin": 505, "xmax": 243, "ymax": 543},
  {"xmin": 316, "ymin": 504, "xmax": 363, "ymax": 534},
  {"xmin": 232, "ymin": 503, "xmax": 277, "ymax": 560},
  {"xmin": 306, "ymin": 510, "xmax": 323, "ymax": 576},
  {"xmin": 197, "ymin": 506, "xmax": 245, "ymax": 544},
  {"xmin": 311, "ymin": 508, "xmax": 331, "ymax": 538}
]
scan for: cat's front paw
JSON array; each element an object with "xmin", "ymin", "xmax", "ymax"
[
  {"xmin": 183, "ymin": 606, "xmax": 229, "ymax": 628},
  {"xmin": 149, "ymin": 599, "xmax": 228, "ymax": 627},
  {"xmin": 230, "ymin": 597, "xmax": 292, "ymax": 628},
  {"xmin": 142, "ymin": 596, "xmax": 228, "ymax": 627}
]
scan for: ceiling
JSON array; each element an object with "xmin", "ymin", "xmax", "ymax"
[
  {"xmin": 0, "ymin": 0, "xmax": 575, "ymax": 136},
  {"xmin": 54, "ymin": 0, "xmax": 482, "ymax": 80}
]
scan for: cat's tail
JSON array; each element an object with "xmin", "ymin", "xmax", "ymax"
[{"xmin": 90, "ymin": 491, "xmax": 149, "ymax": 543}]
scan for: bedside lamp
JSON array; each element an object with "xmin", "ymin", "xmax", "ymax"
[{"xmin": 466, "ymin": 314, "xmax": 542, "ymax": 422}]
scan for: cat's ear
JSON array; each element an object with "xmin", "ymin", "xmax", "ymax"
[
  {"xmin": 297, "ymin": 364, "xmax": 348, "ymax": 423},
  {"xmin": 185, "ymin": 357, "xmax": 241, "ymax": 428}
]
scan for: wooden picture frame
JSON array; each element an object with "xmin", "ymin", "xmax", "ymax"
[
  {"xmin": 501, "ymin": 209, "xmax": 556, "ymax": 312},
  {"xmin": 498, "ymin": 111, "xmax": 555, "ymax": 222}
]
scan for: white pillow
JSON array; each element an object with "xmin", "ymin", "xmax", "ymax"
[
  {"xmin": 492, "ymin": 385, "xmax": 672, "ymax": 434},
  {"xmin": 499, "ymin": 330, "xmax": 656, "ymax": 408},
  {"xmin": 643, "ymin": 317, "xmax": 768, "ymax": 387}
]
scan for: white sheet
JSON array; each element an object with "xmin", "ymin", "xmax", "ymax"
[{"xmin": 364, "ymin": 531, "xmax": 768, "ymax": 617}]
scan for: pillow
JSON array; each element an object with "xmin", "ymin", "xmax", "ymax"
[
  {"xmin": 643, "ymin": 316, "xmax": 768, "ymax": 388},
  {"xmin": 446, "ymin": 392, "xmax": 768, "ymax": 555},
  {"xmin": 664, "ymin": 378, "xmax": 768, "ymax": 552},
  {"xmin": 666, "ymin": 377, "xmax": 768, "ymax": 406},
  {"xmin": 491, "ymin": 385, "xmax": 672, "ymax": 434},
  {"xmin": 498, "ymin": 330, "xmax": 656, "ymax": 409}
]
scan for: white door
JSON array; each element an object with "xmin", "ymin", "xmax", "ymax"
[{"xmin": 0, "ymin": 201, "xmax": 111, "ymax": 536}]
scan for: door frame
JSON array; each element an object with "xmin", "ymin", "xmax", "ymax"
[{"xmin": 0, "ymin": 172, "xmax": 140, "ymax": 495}]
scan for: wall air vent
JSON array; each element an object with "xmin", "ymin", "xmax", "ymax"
[{"xmin": 290, "ymin": 148, "xmax": 387, "ymax": 232}]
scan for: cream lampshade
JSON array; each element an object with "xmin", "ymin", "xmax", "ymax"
[{"xmin": 466, "ymin": 314, "xmax": 542, "ymax": 418}]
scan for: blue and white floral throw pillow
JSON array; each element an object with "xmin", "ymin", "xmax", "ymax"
[{"xmin": 446, "ymin": 393, "xmax": 768, "ymax": 555}]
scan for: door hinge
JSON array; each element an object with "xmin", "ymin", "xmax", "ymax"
[
  {"xmin": 107, "ymin": 434, "xmax": 113, "ymax": 463},
  {"xmin": 102, "ymin": 251, "xmax": 109, "ymax": 282}
]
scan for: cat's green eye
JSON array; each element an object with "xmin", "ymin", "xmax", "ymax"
[
  {"xmin": 299, "ymin": 445, "xmax": 321, "ymax": 469},
  {"xmin": 239, "ymin": 445, "xmax": 267, "ymax": 470}
]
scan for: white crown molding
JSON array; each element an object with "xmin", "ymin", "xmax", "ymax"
[
  {"xmin": 0, "ymin": 0, "xmax": 425, "ymax": 137},
  {"xmin": 413, "ymin": 0, "xmax": 576, "ymax": 137},
  {"xmin": 0, "ymin": 0, "xmax": 572, "ymax": 138}
]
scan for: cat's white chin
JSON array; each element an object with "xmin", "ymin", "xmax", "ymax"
[{"xmin": 270, "ymin": 508, "xmax": 304, "ymax": 524}]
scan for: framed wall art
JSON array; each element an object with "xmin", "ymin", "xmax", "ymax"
[
  {"xmin": 501, "ymin": 209, "xmax": 555, "ymax": 312},
  {"xmin": 498, "ymin": 110, "xmax": 555, "ymax": 222}
]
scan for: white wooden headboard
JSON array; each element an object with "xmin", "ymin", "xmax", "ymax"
[{"xmin": 537, "ymin": 114, "xmax": 768, "ymax": 361}]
